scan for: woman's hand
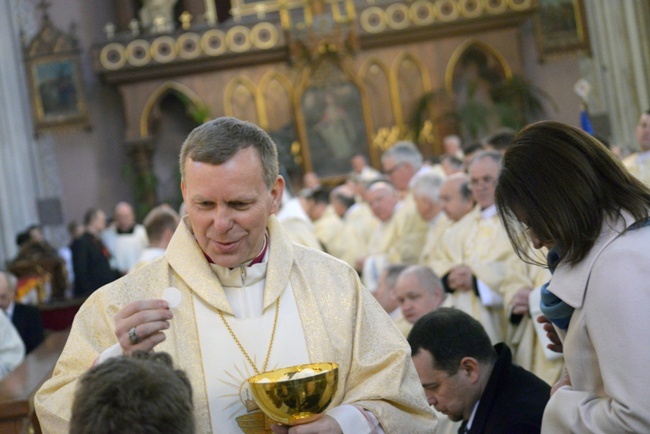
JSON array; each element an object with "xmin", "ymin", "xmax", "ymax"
[{"xmin": 537, "ymin": 315, "xmax": 563, "ymax": 353}]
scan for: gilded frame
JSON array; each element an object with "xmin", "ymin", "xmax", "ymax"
[
  {"xmin": 27, "ymin": 53, "xmax": 88, "ymax": 132},
  {"xmin": 534, "ymin": 0, "xmax": 590, "ymax": 59},
  {"xmin": 293, "ymin": 56, "xmax": 373, "ymax": 179}
]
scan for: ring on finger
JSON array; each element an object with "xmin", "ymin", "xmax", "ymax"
[{"xmin": 128, "ymin": 326, "xmax": 140, "ymax": 344}]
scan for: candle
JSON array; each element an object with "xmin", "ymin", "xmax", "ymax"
[{"xmin": 204, "ymin": 0, "xmax": 217, "ymax": 25}]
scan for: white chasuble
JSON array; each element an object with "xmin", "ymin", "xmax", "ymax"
[
  {"xmin": 35, "ymin": 216, "xmax": 436, "ymax": 434},
  {"xmin": 197, "ymin": 259, "xmax": 310, "ymax": 432}
]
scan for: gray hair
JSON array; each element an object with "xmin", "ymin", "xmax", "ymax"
[
  {"xmin": 412, "ymin": 171, "xmax": 445, "ymax": 202},
  {"xmin": 179, "ymin": 117, "xmax": 279, "ymax": 189},
  {"xmin": 381, "ymin": 141, "xmax": 423, "ymax": 170},
  {"xmin": 400, "ymin": 265, "xmax": 443, "ymax": 295},
  {"xmin": 0, "ymin": 271, "xmax": 18, "ymax": 291},
  {"xmin": 469, "ymin": 149, "xmax": 503, "ymax": 168}
]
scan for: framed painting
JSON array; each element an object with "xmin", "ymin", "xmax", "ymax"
[
  {"xmin": 301, "ymin": 80, "xmax": 368, "ymax": 178},
  {"xmin": 27, "ymin": 54, "xmax": 88, "ymax": 131},
  {"xmin": 535, "ymin": 0, "xmax": 590, "ymax": 59}
]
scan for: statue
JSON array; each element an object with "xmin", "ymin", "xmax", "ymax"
[{"xmin": 139, "ymin": 0, "xmax": 178, "ymax": 34}]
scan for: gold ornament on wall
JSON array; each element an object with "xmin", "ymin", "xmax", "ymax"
[{"xmin": 24, "ymin": 4, "xmax": 90, "ymax": 135}]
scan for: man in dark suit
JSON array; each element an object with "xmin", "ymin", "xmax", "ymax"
[
  {"xmin": 71, "ymin": 208, "xmax": 120, "ymax": 298},
  {"xmin": 408, "ymin": 308, "xmax": 550, "ymax": 434},
  {"xmin": 0, "ymin": 271, "xmax": 44, "ymax": 354}
]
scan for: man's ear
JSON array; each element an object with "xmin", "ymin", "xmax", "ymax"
[
  {"xmin": 459, "ymin": 357, "xmax": 481, "ymax": 384},
  {"xmin": 270, "ymin": 176, "xmax": 285, "ymax": 214}
]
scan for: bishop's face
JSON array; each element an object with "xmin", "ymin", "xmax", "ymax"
[{"xmin": 181, "ymin": 147, "xmax": 283, "ymax": 268}]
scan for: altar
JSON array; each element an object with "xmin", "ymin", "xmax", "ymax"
[{"xmin": 91, "ymin": 0, "xmax": 535, "ymax": 207}]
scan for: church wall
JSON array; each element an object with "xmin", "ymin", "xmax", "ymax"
[
  {"xmin": 519, "ymin": 19, "xmax": 583, "ymax": 129},
  {"xmin": 41, "ymin": 0, "xmax": 133, "ymax": 226}
]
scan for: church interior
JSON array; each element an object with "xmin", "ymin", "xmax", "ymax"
[
  {"xmin": 1, "ymin": 0, "xmax": 648, "ymax": 264},
  {"xmin": 1, "ymin": 1, "xmax": 650, "ymax": 432}
]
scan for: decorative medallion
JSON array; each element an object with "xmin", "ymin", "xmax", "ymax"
[
  {"xmin": 251, "ymin": 22, "xmax": 279, "ymax": 50},
  {"xmin": 435, "ymin": 0, "xmax": 460, "ymax": 22},
  {"xmin": 360, "ymin": 7, "xmax": 387, "ymax": 34},
  {"xmin": 459, "ymin": 0, "xmax": 483, "ymax": 18},
  {"xmin": 386, "ymin": 3, "xmax": 411, "ymax": 30},
  {"xmin": 99, "ymin": 42, "xmax": 127, "ymax": 70},
  {"xmin": 227, "ymin": 25, "xmax": 252, "ymax": 53},
  {"xmin": 126, "ymin": 39, "xmax": 152, "ymax": 67},
  {"xmin": 177, "ymin": 32, "xmax": 201, "ymax": 60},
  {"xmin": 151, "ymin": 36, "xmax": 177, "ymax": 63},
  {"xmin": 410, "ymin": 0, "xmax": 435, "ymax": 26},
  {"xmin": 485, "ymin": 0, "xmax": 508, "ymax": 14},
  {"xmin": 201, "ymin": 29, "xmax": 227, "ymax": 57}
]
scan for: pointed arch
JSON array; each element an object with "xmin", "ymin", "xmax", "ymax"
[
  {"xmin": 140, "ymin": 81, "xmax": 206, "ymax": 137},
  {"xmin": 359, "ymin": 58, "xmax": 396, "ymax": 139},
  {"xmin": 445, "ymin": 38, "xmax": 512, "ymax": 94},
  {"xmin": 392, "ymin": 52, "xmax": 432, "ymax": 127},
  {"xmin": 393, "ymin": 52, "xmax": 432, "ymax": 93},
  {"xmin": 259, "ymin": 71, "xmax": 294, "ymax": 130},
  {"xmin": 223, "ymin": 75, "xmax": 262, "ymax": 125}
]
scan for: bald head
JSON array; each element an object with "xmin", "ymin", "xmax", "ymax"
[
  {"xmin": 114, "ymin": 202, "xmax": 136, "ymax": 232},
  {"xmin": 366, "ymin": 181, "xmax": 399, "ymax": 222},
  {"xmin": 443, "ymin": 135, "xmax": 462, "ymax": 156},
  {"xmin": 440, "ymin": 173, "xmax": 474, "ymax": 222},
  {"xmin": 395, "ymin": 266, "xmax": 444, "ymax": 324}
]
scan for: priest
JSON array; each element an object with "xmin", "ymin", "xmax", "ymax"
[{"xmin": 35, "ymin": 117, "xmax": 435, "ymax": 434}]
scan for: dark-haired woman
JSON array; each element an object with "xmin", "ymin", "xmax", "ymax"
[{"xmin": 495, "ymin": 121, "xmax": 650, "ymax": 433}]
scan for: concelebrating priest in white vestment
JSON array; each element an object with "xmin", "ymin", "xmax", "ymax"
[{"xmin": 35, "ymin": 117, "xmax": 436, "ymax": 433}]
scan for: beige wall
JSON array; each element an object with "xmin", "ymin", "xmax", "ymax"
[
  {"xmin": 45, "ymin": 0, "xmax": 132, "ymax": 227},
  {"xmin": 520, "ymin": 20, "xmax": 583, "ymax": 128}
]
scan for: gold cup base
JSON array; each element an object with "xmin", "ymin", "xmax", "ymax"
[
  {"xmin": 236, "ymin": 411, "xmax": 274, "ymax": 434},
  {"xmin": 290, "ymin": 411, "xmax": 323, "ymax": 425}
]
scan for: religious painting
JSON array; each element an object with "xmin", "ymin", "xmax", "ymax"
[
  {"xmin": 29, "ymin": 56, "xmax": 85, "ymax": 126},
  {"xmin": 301, "ymin": 81, "xmax": 368, "ymax": 178},
  {"xmin": 534, "ymin": 0, "xmax": 590, "ymax": 59},
  {"xmin": 447, "ymin": 42, "xmax": 510, "ymax": 140}
]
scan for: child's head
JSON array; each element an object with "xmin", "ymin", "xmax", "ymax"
[{"xmin": 70, "ymin": 351, "xmax": 194, "ymax": 434}]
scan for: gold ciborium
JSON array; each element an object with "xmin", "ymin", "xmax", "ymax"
[{"xmin": 248, "ymin": 362, "xmax": 339, "ymax": 426}]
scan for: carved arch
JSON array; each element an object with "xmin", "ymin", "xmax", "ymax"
[
  {"xmin": 392, "ymin": 52, "xmax": 432, "ymax": 127},
  {"xmin": 445, "ymin": 38, "xmax": 512, "ymax": 94},
  {"xmin": 259, "ymin": 70, "xmax": 295, "ymax": 130},
  {"xmin": 359, "ymin": 57, "xmax": 395, "ymax": 136},
  {"xmin": 224, "ymin": 76, "xmax": 262, "ymax": 125},
  {"xmin": 140, "ymin": 81, "xmax": 205, "ymax": 137}
]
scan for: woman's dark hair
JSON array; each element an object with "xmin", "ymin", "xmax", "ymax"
[{"xmin": 496, "ymin": 121, "xmax": 650, "ymax": 266}]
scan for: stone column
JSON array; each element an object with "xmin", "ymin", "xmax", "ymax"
[
  {"xmin": 583, "ymin": 1, "xmax": 650, "ymax": 148},
  {"xmin": 0, "ymin": 0, "xmax": 43, "ymax": 265}
]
